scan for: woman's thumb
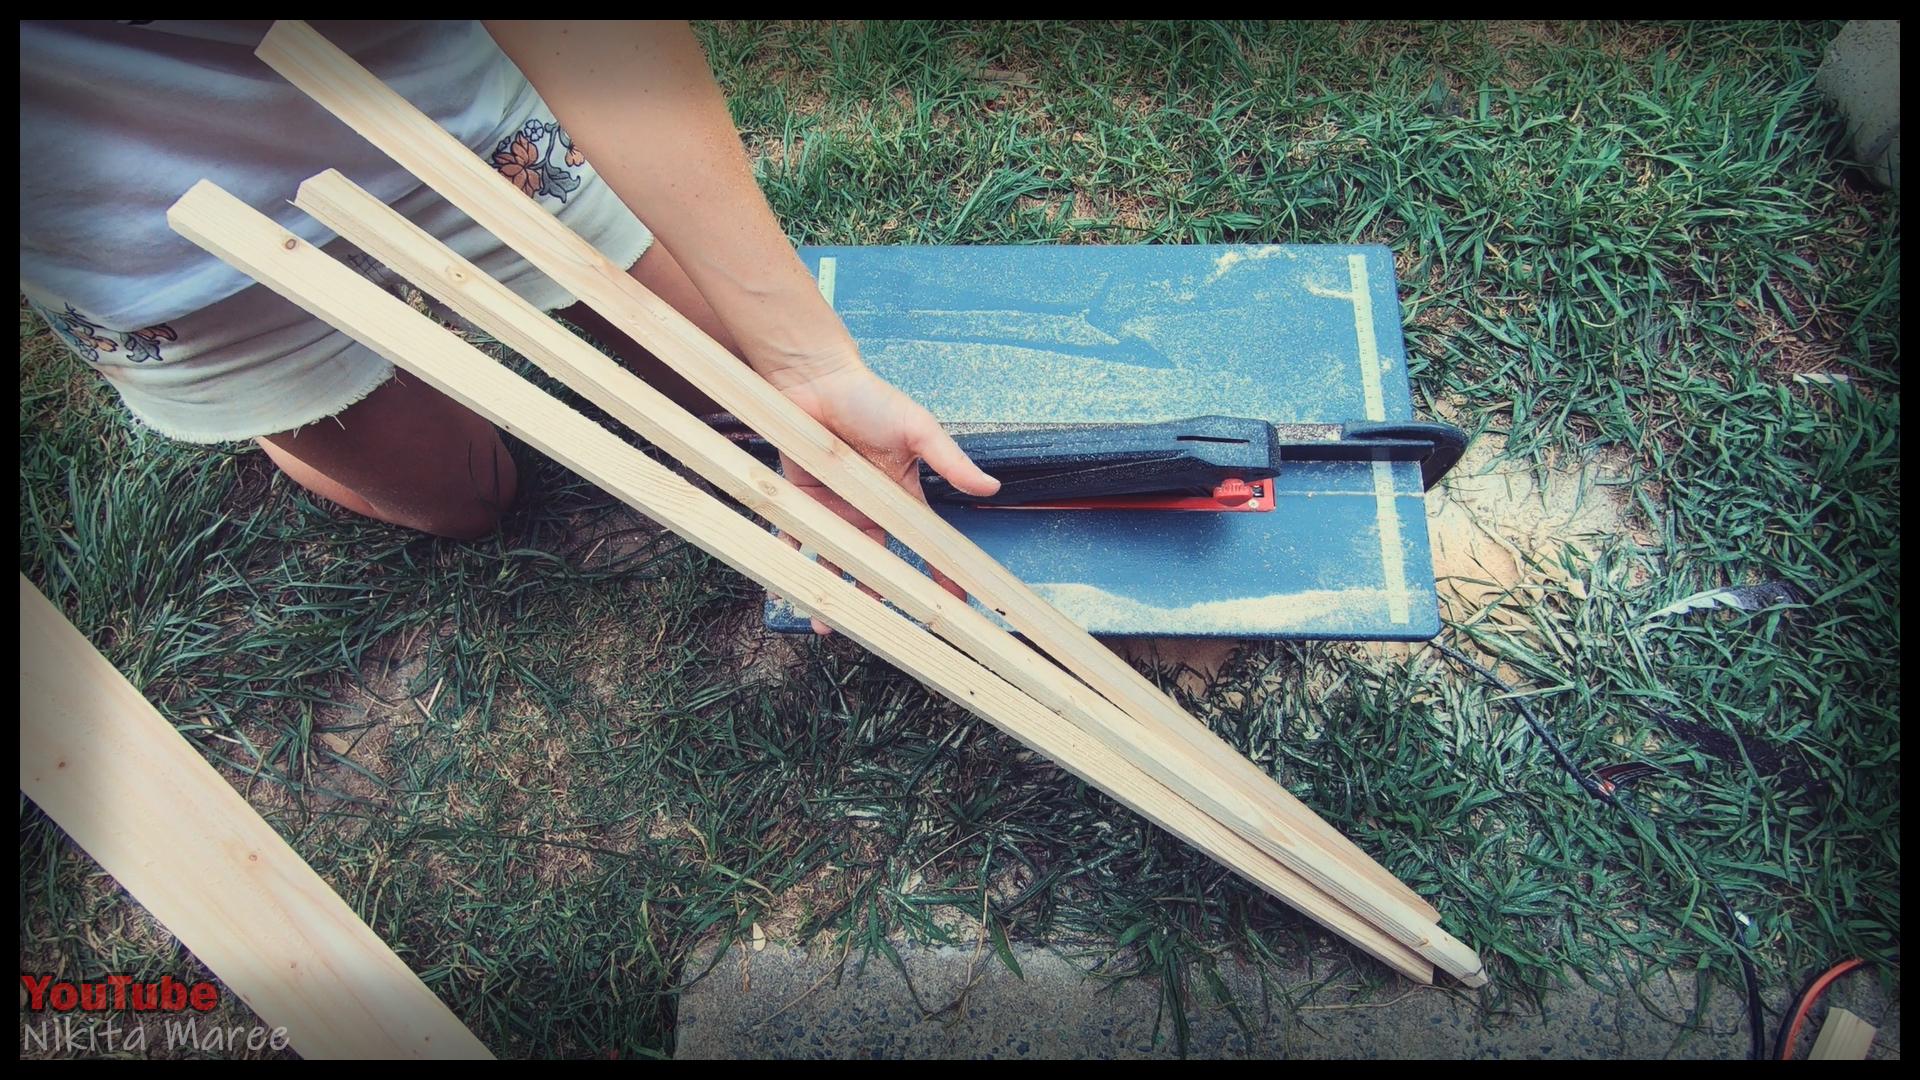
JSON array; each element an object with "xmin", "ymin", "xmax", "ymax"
[{"xmin": 913, "ymin": 422, "xmax": 1000, "ymax": 498}]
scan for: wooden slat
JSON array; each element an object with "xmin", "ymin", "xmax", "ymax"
[
  {"xmin": 1809, "ymin": 1008, "xmax": 1876, "ymax": 1060},
  {"xmin": 289, "ymin": 168, "xmax": 1467, "ymax": 974},
  {"xmin": 166, "ymin": 179, "xmax": 1434, "ymax": 984},
  {"xmin": 254, "ymin": 17, "xmax": 1438, "ymax": 930},
  {"xmin": 18, "ymin": 574, "xmax": 492, "ymax": 1060}
]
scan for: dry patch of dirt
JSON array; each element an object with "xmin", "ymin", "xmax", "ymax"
[
  {"xmin": 559, "ymin": 502, "xmax": 674, "ymax": 574},
  {"xmin": 307, "ymin": 656, "xmax": 437, "ymax": 806},
  {"xmin": 1425, "ymin": 431, "xmax": 1645, "ymax": 624},
  {"xmin": 748, "ymin": 860, "xmax": 856, "ymax": 946},
  {"xmin": 1107, "ymin": 636, "xmax": 1242, "ymax": 698},
  {"xmin": 1354, "ymin": 430, "xmax": 1652, "ymax": 696},
  {"xmin": 708, "ymin": 601, "xmax": 806, "ymax": 689}
]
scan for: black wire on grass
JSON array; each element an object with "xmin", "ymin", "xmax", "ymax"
[
  {"xmin": 1721, "ymin": 888, "xmax": 1767, "ymax": 1062},
  {"xmin": 1424, "ymin": 640, "xmax": 1616, "ymax": 807},
  {"xmin": 1427, "ymin": 637, "xmax": 1768, "ymax": 1060}
]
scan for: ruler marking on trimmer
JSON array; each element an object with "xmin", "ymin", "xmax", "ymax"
[
  {"xmin": 1347, "ymin": 254, "xmax": 1386, "ymax": 423},
  {"xmin": 1372, "ymin": 461, "xmax": 1411, "ymax": 623},
  {"xmin": 1345, "ymin": 254, "xmax": 1406, "ymax": 622},
  {"xmin": 816, "ymin": 256, "xmax": 838, "ymax": 308}
]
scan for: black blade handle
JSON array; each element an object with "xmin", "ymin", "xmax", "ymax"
[
  {"xmin": 1308, "ymin": 421, "xmax": 1468, "ymax": 490},
  {"xmin": 922, "ymin": 415, "xmax": 1281, "ymax": 504}
]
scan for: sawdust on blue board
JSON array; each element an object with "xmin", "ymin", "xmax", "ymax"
[
  {"xmin": 764, "ymin": 582, "xmax": 1395, "ymax": 637},
  {"xmin": 1026, "ymin": 582, "xmax": 1394, "ymax": 635},
  {"xmin": 833, "ymin": 250, "xmax": 1381, "ymax": 426},
  {"xmin": 766, "ymin": 507, "xmax": 1404, "ymax": 636},
  {"xmin": 1205, "ymin": 243, "xmax": 1297, "ymax": 283}
]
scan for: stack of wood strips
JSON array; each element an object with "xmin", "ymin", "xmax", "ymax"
[
  {"xmin": 29, "ymin": 21, "xmax": 1488, "ymax": 1053},
  {"xmin": 179, "ymin": 20, "xmax": 1488, "ymax": 989}
]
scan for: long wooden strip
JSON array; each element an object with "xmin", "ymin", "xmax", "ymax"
[
  {"xmin": 166, "ymin": 180, "xmax": 1434, "ymax": 984},
  {"xmin": 290, "ymin": 169, "xmax": 1457, "ymax": 964},
  {"xmin": 252, "ymin": 21, "xmax": 1447, "ymax": 935},
  {"xmin": 18, "ymin": 574, "xmax": 492, "ymax": 1060}
]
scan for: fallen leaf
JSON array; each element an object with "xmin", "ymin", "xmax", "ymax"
[{"xmin": 1645, "ymin": 580, "xmax": 1804, "ymax": 620}]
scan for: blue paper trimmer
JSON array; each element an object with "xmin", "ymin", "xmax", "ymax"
[{"xmin": 760, "ymin": 244, "xmax": 1462, "ymax": 641}]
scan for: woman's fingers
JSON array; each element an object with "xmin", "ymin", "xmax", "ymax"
[
  {"xmin": 910, "ymin": 419, "xmax": 1000, "ymax": 498},
  {"xmin": 903, "ymin": 416, "xmax": 989, "ymax": 602},
  {"xmin": 775, "ymin": 406, "xmax": 995, "ymax": 630},
  {"xmin": 779, "ymin": 453, "xmax": 893, "ymax": 636}
]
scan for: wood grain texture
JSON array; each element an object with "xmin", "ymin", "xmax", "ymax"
[
  {"xmin": 289, "ymin": 169, "xmax": 1459, "ymax": 969},
  {"xmin": 254, "ymin": 18, "xmax": 1446, "ymax": 935},
  {"xmin": 166, "ymin": 179, "xmax": 1435, "ymax": 984},
  {"xmin": 19, "ymin": 574, "xmax": 492, "ymax": 1060},
  {"xmin": 1808, "ymin": 1008, "xmax": 1876, "ymax": 1060}
]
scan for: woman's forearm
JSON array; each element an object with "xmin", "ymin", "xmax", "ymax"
[{"xmin": 482, "ymin": 20, "xmax": 859, "ymax": 387}]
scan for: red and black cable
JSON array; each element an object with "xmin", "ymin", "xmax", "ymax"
[{"xmin": 1771, "ymin": 957, "xmax": 1869, "ymax": 1060}]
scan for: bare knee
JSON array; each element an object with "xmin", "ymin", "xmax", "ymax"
[
  {"xmin": 256, "ymin": 376, "xmax": 520, "ymax": 540},
  {"xmin": 425, "ymin": 433, "xmax": 519, "ymax": 539}
]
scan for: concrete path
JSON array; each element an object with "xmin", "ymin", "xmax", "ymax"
[{"xmin": 675, "ymin": 940, "xmax": 1900, "ymax": 1059}]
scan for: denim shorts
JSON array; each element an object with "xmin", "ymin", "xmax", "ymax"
[{"xmin": 28, "ymin": 108, "xmax": 653, "ymax": 444}]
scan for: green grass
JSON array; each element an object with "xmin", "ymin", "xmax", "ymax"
[{"xmin": 19, "ymin": 21, "xmax": 1899, "ymax": 1058}]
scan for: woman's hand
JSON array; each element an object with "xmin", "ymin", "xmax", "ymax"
[
  {"xmin": 484, "ymin": 22, "xmax": 1000, "ymax": 632},
  {"xmin": 774, "ymin": 359, "xmax": 1000, "ymax": 633}
]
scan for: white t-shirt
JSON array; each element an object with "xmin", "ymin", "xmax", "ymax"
[{"xmin": 19, "ymin": 20, "xmax": 531, "ymax": 330}]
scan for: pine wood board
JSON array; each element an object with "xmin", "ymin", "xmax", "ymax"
[
  {"xmin": 1809, "ymin": 1008, "xmax": 1876, "ymax": 1060},
  {"xmin": 19, "ymin": 574, "xmax": 492, "ymax": 1060}
]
